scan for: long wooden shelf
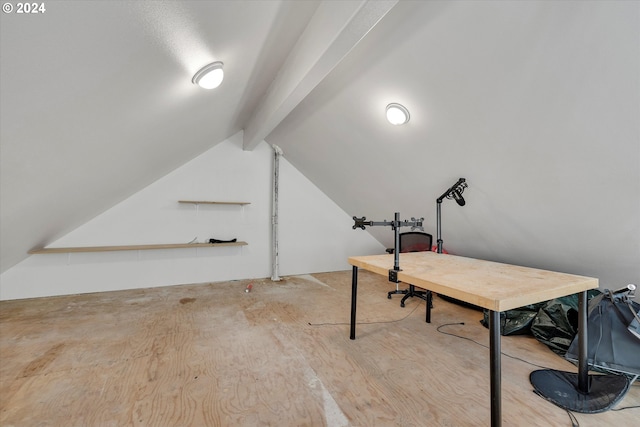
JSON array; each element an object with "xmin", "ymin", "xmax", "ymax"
[
  {"xmin": 28, "ymin": 241, "xmax": 247, "ymax": 254},
  {"xmin": 178, "ymin": 200, "xmax": 250, "ymax": 205}
]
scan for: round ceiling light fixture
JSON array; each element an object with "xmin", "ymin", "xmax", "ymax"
[
  {"xmin": 386, "ymin": 103, "xmax": 410, "ymax": 125},
  {"xmin": 192, "ymin": 61, "xmax": 224, "ymax": 89}
]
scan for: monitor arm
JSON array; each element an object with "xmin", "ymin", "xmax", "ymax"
[{"xmin": 352, "ymin": 212, "xmax": 424, "ymax": 282}]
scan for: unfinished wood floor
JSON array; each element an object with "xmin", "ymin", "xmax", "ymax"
[{"xmin": 1, "ymin": 271, "xmax": 638, "ymax": 427}]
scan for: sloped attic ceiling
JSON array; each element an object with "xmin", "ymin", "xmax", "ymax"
[
  {"xmin": 266, "ymin": 1, "xmax": 639, "ymax": 288},
  {"xmin": 2, "ymin": 1, "xmax": 639, "ymax": 290},
  {"xmin": 0, "ymin": 0, "xmax": 325, "ymax": 272}
]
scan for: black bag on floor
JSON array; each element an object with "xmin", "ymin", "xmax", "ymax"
[
  {"xmin": 480, "ymin": 303, "xmax": 545, "ymax": 336},
  {"xmin": 530, "ymin": 290, "xmax": 601, "ymax": 355},
  {"xmin": 530, "ymin": 295, "xmax": 582, "ymax": 355}
]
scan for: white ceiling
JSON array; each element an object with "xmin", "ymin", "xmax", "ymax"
[
  {"xmin": 1, "ymin": 1, "xmax": 639, "ymax": 288},
  {"xmin": 1, "ymin": 0, "xmax": 322, "ymax": 271}
]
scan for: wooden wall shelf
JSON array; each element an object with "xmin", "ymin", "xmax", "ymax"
[
  {"xmin": 178, "ymin": 200, "xmax": 250, "ymax": 205},
  {"xmin": 28, "ymin": 201, "xmax": 250, "ymax": 255},
  {"xmin": 29, "ymin": 241, "xmax": 247, "ymax": 254}
]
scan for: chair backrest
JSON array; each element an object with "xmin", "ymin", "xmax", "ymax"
[{"xmin": 399, "ymin": 232, "xmax": 433, "ymax": 253}]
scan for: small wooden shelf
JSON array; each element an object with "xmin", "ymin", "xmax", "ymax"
[
  {"xmin": 28, "ymin": 241, "xmax": 247, "ymax": 254},
  {"xmin": 178, "ymin": 200, "xmax": 250, "ymax": 205}
]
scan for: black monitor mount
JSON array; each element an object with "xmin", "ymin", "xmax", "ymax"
[{"xmin": 352, "ymin": 212, "xmax": 424, "ymax": 283}]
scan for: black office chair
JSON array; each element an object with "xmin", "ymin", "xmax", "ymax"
[{"xmin": 386, "ymin": 232, "xmax": 434, "ymax": 311}]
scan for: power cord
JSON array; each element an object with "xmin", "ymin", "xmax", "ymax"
[
  {"xmin": 308, "ymin": 302, "xmax": 420, "ymax": 326},
  {"xmin": 566, "ymin": 409, "xmax": 579, "ymax": 427},
  {"xmin": 612, "ymin": 404, "xmax": 640, "ymax": 411},
  {"xmin": 436, "ymin": 322, "xmax": 550, "ymax": 369}
]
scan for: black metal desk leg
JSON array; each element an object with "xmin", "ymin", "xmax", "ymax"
[
  {"xmin": 577, "ymin": 290, "xmax": 589, "ymax": 393},
  {"xmin": 350, "ymin": 266, "xmax": 358, "ymax": 340},
  {"xmin": 489, "ymin": 310, "xmax": 501, "ymax": 427}
]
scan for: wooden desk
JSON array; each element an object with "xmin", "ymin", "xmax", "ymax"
[{"xmin": 348, "ymin": 252, "xmax": 598, "ymax": 427}]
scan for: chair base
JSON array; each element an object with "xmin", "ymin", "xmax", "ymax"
[
  {"xmin": 387, "ymin": 289, "xmax": 409, "ymax": 299},
  {"xmin": 400, "ymin": 285, "xmax": 432, "ymax": 308},
  {"xmin": 389, "ymin": 285, "xmax": 433, "ymax": 323}
]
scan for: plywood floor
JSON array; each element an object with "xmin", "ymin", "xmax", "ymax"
[{"xmin": 1, "ymin": 271, "xmax": 638, "ymax": 426}]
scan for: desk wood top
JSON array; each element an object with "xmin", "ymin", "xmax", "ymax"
[{"xmin": 348, "ymin": 252, "xmax": 598, "ymax": 312}]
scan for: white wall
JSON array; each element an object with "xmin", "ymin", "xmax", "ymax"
[
  {"xmin": 269, "ymin": 1, "xmax": 640, "ymax": 292},
  {"xmin": 0, "ymin": 132, "xmax": 384, "ymax": 300}
]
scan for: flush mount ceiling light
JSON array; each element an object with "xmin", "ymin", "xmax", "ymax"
[
  {"xmin": 192, "ymin": 61, "xmax": 224, "ymax": 89},
  {"xmin": 386, "ymin": 103, "xmax": 410, "ymax": 125}
]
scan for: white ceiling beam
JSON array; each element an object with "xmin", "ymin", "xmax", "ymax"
[{"xmin": 242, "ymin": 0, "xmax": 398, "ymax": 151}]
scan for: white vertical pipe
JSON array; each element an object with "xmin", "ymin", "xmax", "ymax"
[{"xmin": 271, "ymin": 145, "xmax": 283, "ymax": 281}]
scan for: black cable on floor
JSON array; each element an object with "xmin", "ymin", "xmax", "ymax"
[
  {"xmin": 308, "ymin": 302, "xmax": 420, "ymax": 326},
  {"xmin": 436, "ymin": 322, "xmax": 550, "ymax": 369}
]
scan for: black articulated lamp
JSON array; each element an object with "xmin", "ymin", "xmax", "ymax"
[{"xmin": 436, "ymin": 178, "xmax": 467, "ymax": 254}]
